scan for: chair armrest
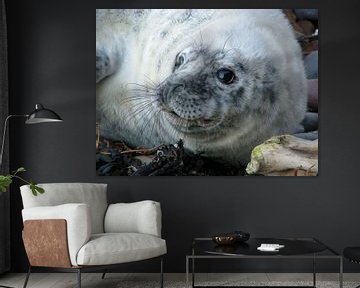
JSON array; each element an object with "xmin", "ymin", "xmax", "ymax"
[
  {"xmin": 104, "ymin": 200, "xmax": 162, "ymax": 237},
  {"xmin": 23, "ymin": 219, "xmax": 72, "ymax": 268},
  {"xmin": 22, "ymin": 203, "xmax": 91, "ymax": 266}
]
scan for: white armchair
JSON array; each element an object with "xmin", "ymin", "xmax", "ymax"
[{"xmin": 20, "ymin": 183, "xmax": 166, "ymax": 288}]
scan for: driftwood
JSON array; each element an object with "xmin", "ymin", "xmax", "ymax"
[{"xmin": 246, "ymin": 135, "xmax": 318, "ymax": 176}]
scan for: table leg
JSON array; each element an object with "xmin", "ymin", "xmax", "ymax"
[
  {"xmin": 186, "ymin": 257, "xmax": 189, "ymax": 288},
  {"xmin": 339, "ymin": 257, "xmax": 343, "ymax": 288},
  {"xmin": 192, "ymin": 246, "xmax": 195, "ymax": 288},
  {"xmin": 313, "ymin": 254, "xmax": 316, "ymax": 287},
  {"xmin": 192, "ymin": 257, "xmax": 195, "ymax": 288}
]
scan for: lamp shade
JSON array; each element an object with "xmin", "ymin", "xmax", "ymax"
[{"xmin": 25, "ymin": 104, "xmax": 63, "ymax": 124}]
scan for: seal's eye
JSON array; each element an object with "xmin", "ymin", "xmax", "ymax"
[
  {"xmin": 174, "ymin": 53, "xmax": 185, "ymax": 70},
  {"xmin": 216, "ymin": 69, "xmax": 235, "ymax": 84}
]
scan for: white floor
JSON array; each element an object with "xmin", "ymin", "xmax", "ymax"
[{"xmin": 0, "ymin": 273, "xmax": 360, "ymax": 288}]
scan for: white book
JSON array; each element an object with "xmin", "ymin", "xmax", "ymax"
[{"xmin": 257, "ymin": 243, "xmax": 285, "ymax": 251}]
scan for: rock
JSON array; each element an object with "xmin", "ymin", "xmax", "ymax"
[
  {"xmin": 283, "ymin": 9, "xmax": 297, "ymax": 23},
  {"xmin": 304, "ymin": 51, "xmax": 318, "ymax": 79},
  {"xmin": 294, "ymin": 131, "xmax": 318, "ymax": 141},
  {"xmin": 294, "ymin": 124, "xmax": 305, "ymax": 134},
  {"xmin": 283, "ymin": 9, "xmax": 305, "ymax": 35},
  {"xmin": 301, "ymin": 112, "xmax": 318, "ymax": 132},
  {"xmin": 246, "ymin": 135, "xmax": 318, "ymax": 176},
  {"xmin": 302, "ymin": 40, "xmax": 318, "ymax": 55},
  {"xmin": 294, "ymin": 9, "xmax": 318, "ymax": 20},
  {"xmin": 297, "ymin": 20, "xmax": 315, "ymax": 36},
  {"xmin": 307, "ymin": 79, "xmax": 318, "ymax": 112}
]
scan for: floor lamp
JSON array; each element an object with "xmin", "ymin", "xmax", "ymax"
[
  {"xmin": 0, "ymin": 104, "xmax": 63, "ymax": 167},
  {"xmin": 0, "ymin": 103, "xmax": 62, "ymax": 288}
]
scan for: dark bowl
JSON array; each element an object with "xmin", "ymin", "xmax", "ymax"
[
  {"xmin": 212, "ymin": 231, "xmax": 250, "ymax": 246},
  {"xmin": 212, "ymin": 234, "xmax": 237, "ymax": 245},
  {"xmin": 233, "ymin": 230, "xmax": 250, "ymax": 242}
]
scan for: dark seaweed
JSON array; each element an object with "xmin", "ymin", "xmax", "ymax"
[{"xmin": 96, "ymin": 138, "xmax": 245, "ymax": 176}]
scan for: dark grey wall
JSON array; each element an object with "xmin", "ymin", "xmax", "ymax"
[{"xmin": 5, "ymin": 0, "xmax": 360, "ymax": 273}]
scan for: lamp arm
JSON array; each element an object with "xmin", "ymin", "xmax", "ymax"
[{"xmin": 0, "ymin": 114, "xmax": 28, "ymax": 169}]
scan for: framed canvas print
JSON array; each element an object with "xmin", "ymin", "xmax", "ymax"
[{"xmin": 96, "ymin": 9, "xmax": 318, "ymax": 176}]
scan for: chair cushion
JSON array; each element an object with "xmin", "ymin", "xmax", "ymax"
[
  {"xmin": 344, "ymin": 247, "xmax": 360, "ymax": 263},
  {"xmin": 20, "ymin": 183, "xmax": 108, "ymax": 234},
  {"xmin": 76, "ymin": 233, "xmax": 167, "ymax": 266},
  {"xmin": 105, "ymin": 201, "xmax": 162, "ymax": 237}
]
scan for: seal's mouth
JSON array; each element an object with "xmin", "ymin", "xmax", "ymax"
[
  {"xmin": 163, "ymin": 109, "xmax": 220, "ymax": 131},
  {"xmin": 151, "ymin": 95, "xmax": 221, "ymax": 132}
]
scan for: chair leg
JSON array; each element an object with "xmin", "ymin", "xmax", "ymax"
[
  {"xmin": 160, "ymin": 257, "xmax": 164, "ymax": 288},
  {"xmin": 77, "ymin": 268, "xmax": 81, "ymax": 288},
  {"xmin": 23, "ymin": 266, "xmax": 31, "ymax": 288},
  {"xmin": 101, "ymin": 270, "xmax": 107, "ymax": 279}
]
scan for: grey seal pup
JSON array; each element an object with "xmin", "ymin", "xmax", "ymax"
[{"xmin": 96, "ymin": 9, "xmax": 307, "ymax": 166}]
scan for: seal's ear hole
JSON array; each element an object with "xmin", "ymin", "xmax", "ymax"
[
  {"xmin": 174, "ymin": 53, "xmax": 185, "ymax": 71},
  {"xmin": 216, "ymin": 68, "xmax": 236, "ymax": 85}
]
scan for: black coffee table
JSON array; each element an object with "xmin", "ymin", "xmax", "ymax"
[{"xmin": 186, "ymin": 237, "xmax": 343, "ymax": 288}]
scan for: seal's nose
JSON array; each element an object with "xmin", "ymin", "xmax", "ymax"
[{"xmin": 164, "ymin": 83, "xmax": 185, "ymax": 103}]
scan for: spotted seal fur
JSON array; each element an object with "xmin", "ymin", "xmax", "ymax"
[{"xmin": 96, "ymin": 9, "xmax": 307, "ymax": 165}]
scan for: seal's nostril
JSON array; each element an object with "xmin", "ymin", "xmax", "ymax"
[
  {"xmin": 172, "ymin": 84, "xmax": 185, "ymax": 94},
  {"xmin": 165, "ymin": 84, "xmax": 185, "ymax": 103}
]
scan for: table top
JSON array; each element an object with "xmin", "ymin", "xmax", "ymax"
[{"xmin": 190, "ymin": 237, "xmax": 340, "ymax": 258}]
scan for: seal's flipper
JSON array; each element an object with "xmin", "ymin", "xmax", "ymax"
[
  {"xmin": 96, "ymin": 50, "xmax": 110, "ymax": 83},
  {"xmin": 96, "ymin": 28, "xmax": 124, "ymax": 83},
  {"xmin": 96, "ymin": 45, "xmax": 123, "ymax": 83}
]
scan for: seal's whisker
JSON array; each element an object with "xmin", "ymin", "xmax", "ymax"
[
  {"xmin": 147, "ymin": 110, "xmax": 161, "ymax": 140},
  {"xmin": 128, "ymin": 88, "xmax": 154, "ymax": 93},
  {"xmin": 128, "ymin": 97, "xmax": 159, "ymax": 117},
  {"xmin": 120, "ymin": 97, "xmax": 152, "ymax": 107},
  {"xmin": 119, "ymin": 94, "xmax": 149, "ymax": 102},
  {"xmin": 129, "ymin": 102, "xmax": 154, "ymax": 118},
  {"xmin": 126, "ymin": 83, "xmax": 148, "ymax": 89},
  {"xmin": 221, "ymin": 34, "xmax": 233, "ymax": 53},
  {"xmin": 170, "ymin": 116, "xmax": 186, "ymax": 142},
  {"xmin": 137, "ymin": 102, "xmax": 157, "ymax": 131},
  {"xmin": 140, "ymin": 80, "xmax": 157, "ymax": 91},
  {"xmin": 124, "ymin": 105, "xmax": 154, "ymax": 134},
  {"xmin": 156, "ymin": 111, "xmax": 166, "ymax": 140},
  {"xmin": 130, "ymin": 95, "xmax": 158, "ymax": 106},
  {"xmin": 126, "ymin": 100, "xmax": 153, "ymax": 118},
  {"xmin": 139, "ymin": 107, "xmax": 160, "ymax": 138},
  {"xmin": 119, "ymin": 92, "xmax": 157, "ymax": 105},
  {"xmin": 126, "ymin": 82, "xmax": 157, "ymax": 91},
  {"xmin": 143, "ymin": 74, "xmax": 158, "ymax": 87},
  {"xmin": 120, "ymin": 95, "xmax": 149, "ymax": 102},
  {"xmin": 199, "ymin": 28, "xmax": 204, "ymax": 50},
  {"xmin": 132, "ymin": 92, "xmax": 156, "ymax": 98},
  {"xmin": 140, "ymin": 107, "xmax": 162, "ymax": 140}
]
